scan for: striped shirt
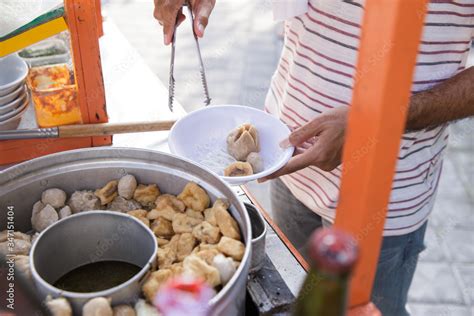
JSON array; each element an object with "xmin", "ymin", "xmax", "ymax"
[{"xmin": 265, "ymin": 0, "xmax": 474, "ymax": 236}]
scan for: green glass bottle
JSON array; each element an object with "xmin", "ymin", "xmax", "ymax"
[{"xmin": 294, "ymin": 228, "xmax": 359, "ymax": 316}]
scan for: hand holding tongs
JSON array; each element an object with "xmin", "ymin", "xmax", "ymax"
[{"xmin": 168, "ymin": 0, "xmax": 211, "ymax": 112}]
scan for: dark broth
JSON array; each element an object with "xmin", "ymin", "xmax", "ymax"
[{"xmin": 53, "ymin": 261, "xmax": 141, "ymax": 293}]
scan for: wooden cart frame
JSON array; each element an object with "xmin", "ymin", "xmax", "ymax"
[{"xmin": 0, "ymin": 0, "xmax": 110, "ymax": 165}]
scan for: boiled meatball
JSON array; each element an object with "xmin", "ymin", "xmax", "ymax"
[
  {"xmin": 82, "ymin": 297, "xmax": 113, "ymax": 316},
  {"xmin": 46, "ymin": 297, "xmax": 72, "ymax": 316},
  {"xmin": 32, "ymin": 204, "xmax": 58, "ymax": 232},
  {"xmin": 58, "ymin": 206, "xmax": 72, "ymax": 219},
  {"xmin": 113, "ymin": 305, "xmax": 136, "ymax": 316},
  {"xmin": 135, "ymin": 299, "xmax": 160, "ymax": 316},
  {"xmin": 246, "ymin": 152, "xmax": 264, "ymax": 173},
  {"xmin": 107, "ymin": 196, "xmax": 141, "ymax": 213},
  {"xmin": 117, "ymin": 174, "xmax": 137, "ymax": 199},
  {"xmin": 41, "ymin": 188, "xmax": 67, "ymax": 208},
  {"xmin": 68, "ymin": 190, "xmax": 101, "ymax": 213}
]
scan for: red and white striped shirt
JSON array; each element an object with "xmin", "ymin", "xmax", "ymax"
[{"xmin": 265, "ymin": 0, "xmax": 474, "ymax": 236}]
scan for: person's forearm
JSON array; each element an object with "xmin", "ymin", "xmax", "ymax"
[{"xmin": 406, "ymin": 66, "xmax": 474, "ymax": 131}]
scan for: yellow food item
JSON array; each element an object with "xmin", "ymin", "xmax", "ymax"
[
  {"xmin": 142, "ymin": 269, "xmax": 173, "ymax": 302},
  {"xmin": 133, "ymin": 184, "xmax": 160, "ymax": 208},
  {"xmin": 178, "ymin": 182, "xmax": 210, "ymax": 212},
  {"xmin": 183, "ymin": 255, "xmax": 221, "ymax": 287},
  {"xmin": 193, "ymin": 221, "xmax": 221, "ymax": 244},
  {"xmin": 227, "ymin": 123, "xmax": 260, "ymax": 161},
  {"xmin": 214, "ymin": 201, "xmax": 241, "ymax": 240},
  {"xmin": 94, "ymin": 180, "xmax": 118, "ymax": 205},
  {"xmin": 224, "ymin": 162, "xmax": 253, "ymax": 177},
  {"xmin": 217, "ymin": 237, "xmax": 245, "ymax": 261}
]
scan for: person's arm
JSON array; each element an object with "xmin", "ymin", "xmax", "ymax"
[
  {"xmin": 407, "ymin": 66, "xmax": 474, "ymax": 131},
  {"xmin": 260, "ymin": 66, "xmax": 474, "ymax": 182},
  {"xmin": 153, "ymin": 0, "xmax": 216, "ymax": 45}
]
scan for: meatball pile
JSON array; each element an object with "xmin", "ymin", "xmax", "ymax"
[{"xmin": 0, "ymin": 174, "xmax": 245, "ymax": 316}]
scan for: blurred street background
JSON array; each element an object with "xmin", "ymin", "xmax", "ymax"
[{"xmin": 103, "ymin": 1, "xmax": 473, "ymax": 315}]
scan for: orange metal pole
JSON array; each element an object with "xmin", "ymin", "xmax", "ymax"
[
  {"xmin": 334, "ymin": 0, "xmax": 428, "ymax": 307},
  {"xmin": 95, "ymin": 0, "xmax": 104, "ymax": 37}
]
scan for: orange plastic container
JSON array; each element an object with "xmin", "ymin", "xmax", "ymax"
[{"xmin": 27, "ymin": 63, "xmax": 82, "ymax": 127}]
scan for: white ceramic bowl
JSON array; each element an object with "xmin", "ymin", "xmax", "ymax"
[
  {"xmin": 0, "ymin": 90, "xmax": 27, "ymax": 115},
  {"xmin": 0, "ymin": 92, "xmax": 29, "ymax": 122},
  {"xmin": 169, "ymin": 105, "xmax": 295, "ymax": 185},
  {"xmin": 0, "ymin": 84, "xmax": 25, "ymax": 106},
  {"xmin": 0, "ymin": 98, "xmax": 29, "ymax": 131},
  {"xmin": 0, "ymin": 54, "xmax": 29, "ymax": 97}
]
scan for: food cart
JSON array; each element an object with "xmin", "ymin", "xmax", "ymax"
[{"xmin": 0, "ymin": 0, "xmax": 432, "ymax": 315}]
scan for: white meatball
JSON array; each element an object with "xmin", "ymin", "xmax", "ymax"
[
  {"xmin": 135, "ymin": 299, "xmax": 160, "ymax": 316},
  {"xmin": 58, "ymin": 206, "xmax": 72, "ymax": 219},
  {"xmin": 113, "ymin": 304, "xmax": 136, "ymax": 316},
  {"xmin": 83, "ymin": 297, "xmax": 113, "ymax": 316},
  {"xmin": 118, "ymin": 175, "xmax": 138, "ymax": 199},
  {"xmin": 32, "ymin": 204, "xmax": 58, "ymax": 232},
  {"xmin": 68, "ymin": 191, "xmax": 101, "ymax": 213},
  {"xmin": 32, "ymin": 200, "xmax": 45, "ymax": 218},
  {"xmin": 46, "ymin": 297, "xmax": 72, "ymax": 316},
  {"xmin": 41, "ymin": 188, "xmax": 67, "ymax": 208},
  {"xmin": 246, "ymin": 152, "xmax": 264, "ymax": 173},
  {"xmin": 107, "ymin": 196, "xmax": 141, "ymax": 213},
  {"xmin": 212, "ymin": 254, "xmax": 236, "ymax": 285}
]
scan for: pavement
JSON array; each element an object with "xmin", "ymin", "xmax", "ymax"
[{"xmin": 103, "ymin": 0, "xmax": 473, "ymax": 314}]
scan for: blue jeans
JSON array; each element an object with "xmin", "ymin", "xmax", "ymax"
[{"xmin": 270, "ymin": 179, "xmax": 427, "ymax": 316}]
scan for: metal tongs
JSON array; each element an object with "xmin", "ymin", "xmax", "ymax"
[{"xmin": 168, "ymin": 1, "xmax": 211, "ymax": 112}]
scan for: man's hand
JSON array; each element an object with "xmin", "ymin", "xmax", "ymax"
[
  {"xmin": 259, "ymin": 107, "xmax": 349, "ymax": 182},
  {"xmin": 153, "ymin": 0, "xmax": 216, "ymax": 45}
]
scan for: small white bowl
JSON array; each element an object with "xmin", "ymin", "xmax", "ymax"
[
  {"xmin": 0, "ymin": 92, "xmax": 29, "ymax": 122},
  {"xmin": 0, "ymin": 97, "xmax": 29, "ymax": 131},
  {"xmin": 169, "ymin": 105, "xmax": 295, "ymax": 185},
  {"xmin": 0, "ymin": 54, "xmax": 29, "ymax": 97},
  {"xmin": 0, "ymin": 90, "xmax": 27, "ymax": 115},
  {"xmin": 0, "ymin": 84, "xmax": 25, "ymax": 106}
]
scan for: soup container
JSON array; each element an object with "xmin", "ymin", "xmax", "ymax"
[
  {"xmin": 0, "ymin": 147, "xmax": 252, "ymax": 316},
  {"xmin": 30, "ymin": 211, "xmax": 157, "ymax": 313}
]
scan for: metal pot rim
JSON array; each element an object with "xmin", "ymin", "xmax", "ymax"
[
  {"xmin": 244, "ymin": 203, "xmax": 267, "ymax": 243},
  {"xmin": 29, "ymin": 211, "xmax": 158, "ymax": 299},
  {"xmin": 4, "ymin": 147, "xmax": 252, "ymax": 309}
]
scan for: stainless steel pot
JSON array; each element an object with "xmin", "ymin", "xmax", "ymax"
[
  {"xmin": 30, "ymin": 211, "xmax": 158, "ymax": 314},
  {"xmin": 0, "ymin": 147, "xmax": 252, "ymax": 316},
  {"xmin": 244, "ymin": 203, "xmax": 267, "ymax": 274}
]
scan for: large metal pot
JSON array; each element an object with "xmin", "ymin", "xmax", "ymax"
[{"xmin": 0, "ymin": 147, "xmax": 252, "ymax": 316}]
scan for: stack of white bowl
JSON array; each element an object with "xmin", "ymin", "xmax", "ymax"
[{"xmin": 0, "ymin": 54, "xmax": 30, "ymax": 131}]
